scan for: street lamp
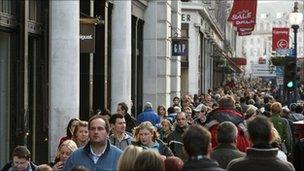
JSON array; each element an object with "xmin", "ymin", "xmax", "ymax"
[{"xmin": 288, "ymin": 1, "xmax": 303, "ymax": 103}]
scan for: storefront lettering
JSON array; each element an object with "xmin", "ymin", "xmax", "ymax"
[{"xmin": 181, "ymin": 14, "xmax": 191, "ymax": 22}]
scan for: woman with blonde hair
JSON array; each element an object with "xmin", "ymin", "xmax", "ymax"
[
  {"xmin": 117, "ymin": 145, "xmax": 142, "ymax": 171},
  {"xmin": 52, "ymin": 140, "xmax": 78, "ymax": 171},
  {"xmin": 133, "ymin": 121, "xmax": 173, "ymax": 157},
  {"xmin": 133, "ymin": 149, "xmax": 165, "ymax": 171}
]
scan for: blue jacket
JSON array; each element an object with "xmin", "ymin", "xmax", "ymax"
[
  {"xmin": 137, "ymin": 107, "xmax": 160, "ymax": 126},
  {"xmin": 63, "ymin": 140, "xmax": 122, "ymax": 171}
]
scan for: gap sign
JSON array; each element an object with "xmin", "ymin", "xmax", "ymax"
[{"xmin": 172, "ymin": 38, "xmax": 188, "ymax": 56}]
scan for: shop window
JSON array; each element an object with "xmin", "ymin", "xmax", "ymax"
[{"xmin": 0, "ymin": 0, "xmax": 15, "ymax": 15}]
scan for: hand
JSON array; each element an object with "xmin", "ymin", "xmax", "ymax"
[{"xmin": 53, "ymin": 161, "xmax": 64, "ymax": 171}]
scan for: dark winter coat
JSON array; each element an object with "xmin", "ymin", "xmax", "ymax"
[{"xmin": 183, "ymin": 156, "xmax": 225, "ymax": 171}]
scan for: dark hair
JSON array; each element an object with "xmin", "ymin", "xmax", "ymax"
[
  {"xmin": 247, "ymin": 115, "xmax": 272, "ymax": 144},
  {"xmin": 66, "ymin": 118, "xmax": 80, "ymax": 138},
  {"xmin": 164, "ymin": 156, "xmax": 183, "ymax": 171},
  {"xmin": 12, "ymin": 146, "xmax": 31, "ymax": 160},
  {"xmin": 88, "ymin": 115, "xmax": 110, "ymax": 133},
  {"xmin": 109, "ymin": 113, "xmax": 124, "ymax": 124},
  {"xmin": 183, "ymin": 125, "xmax": 210, "ymax": 156},
  {"xmin": 118, "ymin": 102, "xmax": 128, "ymax": 113},
  {"xmin": 217, "ymin": 121, "xmax": 237, "ymax": 144},
  {"xmin": 167, "ymin": 107, "xmax": 175, "ymax": 114},
  {"xmin": 100, "ymin": 108, "xmax": 111, "ymax": 118},
  {"xmin": 295, "ymin": 104, "xmax": 303, "ymax": 113}
]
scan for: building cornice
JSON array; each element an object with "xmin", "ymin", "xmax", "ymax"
[{"xmin": 181, "ymin": 2, "xmax": 224, "ymax": 41}]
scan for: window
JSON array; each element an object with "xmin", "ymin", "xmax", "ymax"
[{"xmin": 276, "ymin": 12, "xmax": 282, "ymax": 19}]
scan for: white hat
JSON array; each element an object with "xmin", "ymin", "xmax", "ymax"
[{"xmin": 194, "ymin": 104, "xmax": 207, "ymax": 112}]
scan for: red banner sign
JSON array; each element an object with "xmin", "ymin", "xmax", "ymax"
[
  {"xmin": 228, "ymin": 0, "xmax": 257, "ymax": 36},
  {"xmin": 272, "ymin": 27, "xmax": 289, "ymax": 51}
]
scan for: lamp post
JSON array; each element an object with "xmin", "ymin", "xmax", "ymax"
[{"xmin": 289, "ymin": 2, "xmax": 303, "ymax": 103}]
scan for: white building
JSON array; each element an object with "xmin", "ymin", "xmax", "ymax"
[{"xmin": 236, "ymin": 1, "xmax": 304, "ymax": 76}]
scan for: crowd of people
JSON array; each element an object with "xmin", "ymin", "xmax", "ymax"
[{"xmin": 2, "ymin": 78, "xmax": 304, "ymax": 171}]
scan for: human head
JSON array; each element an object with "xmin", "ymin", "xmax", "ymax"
[
  {"xmin": 66, "ymin": 118, "xmax": 80, "ymax": 138},
  {"xmin": 157, "ymin": 105, "xmax": 167, "ymax": 117},
  {"xmin": 12, "ymin": 146, "xmax": 31, "ymax": 171},
  {"xmin": 217, "ymin": 121, "xmax": 238, "ymax": 144},
  {"xmin": 270, "ymin": 102, "xmax": 282, "ymax": 115},
  {"xmin": 109, "ymin": 114, "xmax": 126, "ymax": 134},
  {"xmin": 219, "ymin": 95, "xmax": 235, "ymax": 109},
  {"xmin": 117, "ymin": 102, "xmax": 128, "ymax": 115},
  {"xmin": 160, "ymin": 119, "xmax": 172, "ymax": 132},
  {"xmin": 270, "ymin": 127, "xmax": 282, "ymax": 148},
  {"xmin": 133, "ymin": 121, "xmax": 159, "ymax": 145},
  {"xmin": 143, "ymin": 102, "xmax": 153, "ymax": 110},
  {"xmin": 164, "ymin": 156, "xmax": 184, "ymax": 171},
  {"xmin": 245, "ymin": 107, "xmax": 257, "ymax": 120},
  {"xmin": 173, "ymin": 97, "xmax": 180, "ymax": 106},
  {"xmin": 73, "ymin": 121, "xmax": 89, "ymax": 146},
  {"xmin": 247, "ymin": 115, "xmax": 273, "ymax": 145},
  {"xmin": 183, "ymin": 125, "xmax": 211, "ymax": 157},
  {"xmin": 36, "ymin": 164, "xmax": 52, "ymax": 171},
  {"xmin": 56, "ymin": 140, "xmax": 78, "ymax": 162},
  {"xmin": 176, "ymin": 112, "xmax": 187, "ymax": 128},
  {"xmin": 133, "ymin": 150, "xmax": 165, "ymax": 171},
  {"xmin": 117, "ymin": 145, "xmax": 143, "ymax": 171},
  {"xmin": 88, "ymin": 115, "xmax": 110, "ymax": 145}
]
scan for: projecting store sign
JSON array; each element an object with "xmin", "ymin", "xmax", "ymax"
[
  {"xmin": 172, "ymin": 38, "xmax": 188, "ymax": 56},
  {"xmin": 80, "ymin": 22, "xmax": 95, "ymax": 53}
]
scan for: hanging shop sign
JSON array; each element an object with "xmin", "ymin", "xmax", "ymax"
[
  {"xmin": 231, "ymin": 57, "xmax": 247, "ymax": 65},
  {"xmin": 172, "ymin": 38, "xmax": 188, "ymax": 56},
  {"xmin": 272, "ymin": 27, "xmax": 289, "ymax": 51},
  {"xmin": 80, "ymin": 19, "xmax": 96, "ymax": 53},
  {"xmin": 227, "ymin": 0, "xmax": 257, "ymax": 36}
]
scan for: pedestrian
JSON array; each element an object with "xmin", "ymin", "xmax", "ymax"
[
  {"xmin": 132, "ymin": 121, "xmax": 173, "ymax": 157},
  {"xmin": 166, "ymin": 112, "xmax": 189, "ymax": 161},
  {"xmin": 137, "ymin": 102, "xmax": 160, "ymax": 126},
  {"xmin": 227, "ymin": 116, "xmax": 295, "ymax": 171},
  {"xmin": 117, "ymin": 102, "xmax": 138, "ymax": 133},
  {"xmin": 52, "ymin": 140, "xmax": 78, "ymax": 171},
  {"xmin": 2, "ymin": 146, "xmax": 37, "ymax": 171},
  {"xmin": 63, "ymin": 115, "xmax": 122, "ymax": 171},
  {"xmin": 72, "ymin": 120, "xmax": 89, "ymax": 148},
  {"xmin": 133, "ymin": 150, "xmax": 165, "ymax": 171},
  {"xmin": 117, "ymin": 145, "xmax": 142, "ymax": 171},
  {"xmin": 109, "ymin": 114, "xmax": 133, "ymax": 151},
  {"xmin": 164, "ymin": 156, "xmax": 184, "ymax": 171},
  {"xmin": 182, "ymin": 125, "xmax": 224, "ymax": 171},
  {"xmin": 36, "ymin": 164, "xmax": 52, "ymax": 171},
  {"xmin": 210, "ymin": 121, "xmax": 245, "ymax": 169},
  {"xmin": 58, "ymin": 118, "xmax": 80, "ymax": 147},
  {"xmin": 157, "ymin": 105, "xmax": 167, "ymax": 121}
]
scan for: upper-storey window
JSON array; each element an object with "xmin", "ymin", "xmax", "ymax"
[{"xmin": 0, "ymin": 0, "xmax": 16, "ymax": 15}]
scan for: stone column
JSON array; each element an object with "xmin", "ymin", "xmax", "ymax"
[
  {"xmin": 170, "ymin": 0, "xmax": 181, "ymax": 104},
  {"xmin": 188, "ymin": 22, "xmax": 199, "ymax": 94},
  {"xmin": 49, "ymin": 1, "xmax": 79, "ymax": 161},
  {"xmin": 111, "ymin": 0, "xmax": 132, "ymax": 112},
  {"xmin": 143, "ymin": 1, "xmax": 172, "ymax": 108}
]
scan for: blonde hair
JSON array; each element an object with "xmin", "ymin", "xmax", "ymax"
[
  {"xmin": 133, "ymin": 121, "xmax": 159, "ymax": 142},
  {"xmin": 133, "ymin": 150, "xmax": 164, "ymax": 171},
  {"xmin": 270, "ymin": 127, "xmax": 282, "ymax": 144},
  {"xmin": 160, "ymin": 119, "xmax": 173, "ymax": 131},
  {"xmin": 117, "ymin": 145, "xmax": 143, "ymax": 171},
  {"xmin": 36, "ymin": 164, "xmax": 52, "ymax": 171},
  {"xmin": 56, "ymin": 140, "xmax": 78, "ymax": 160}
]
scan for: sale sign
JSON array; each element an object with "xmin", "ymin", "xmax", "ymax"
[{"xmin": 272, "ymin": 27, "xmax": 289, "ymax": 51}]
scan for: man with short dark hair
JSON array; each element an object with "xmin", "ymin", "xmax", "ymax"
[
  {"xmin": 183, "ymin": 125, "xmax": 224, "ymax": 171},
  {"xmin": 227, "ymin": 116, "xmax": 295, "ymax": 171},
  {"xmin": 211, "ymin": 121, "xmax": 245, "ymax": 169},
  {"xmin": 63, "ymin": 115, "xmax": 122, "ymax": 171},
  {"xmin": 166, "ymin": 112, "xmax": 189, "ymax": 161},
  {"xmin": 109, "ymin": 114, "xmax": 133, "ymax": 150},
  {"xmin": 117, "ymin": 102, "xmax": 138, "ymax": 133},
  {"xmin": 2, "ymin": 146, "xmax": 37, "ymax": 171}
]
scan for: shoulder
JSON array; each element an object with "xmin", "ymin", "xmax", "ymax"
[{"xmin": 109, "ymin": 144, "xmax": 123, "ymax": 155}]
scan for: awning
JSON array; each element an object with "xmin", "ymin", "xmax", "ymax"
[{"xmin": 222, "ymin": 52, "xmax": 243, "ymax": 73}]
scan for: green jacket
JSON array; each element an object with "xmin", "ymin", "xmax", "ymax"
[{"xmin": 271, "ymin": 115, "xmax": 293, "ymax": 155}]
